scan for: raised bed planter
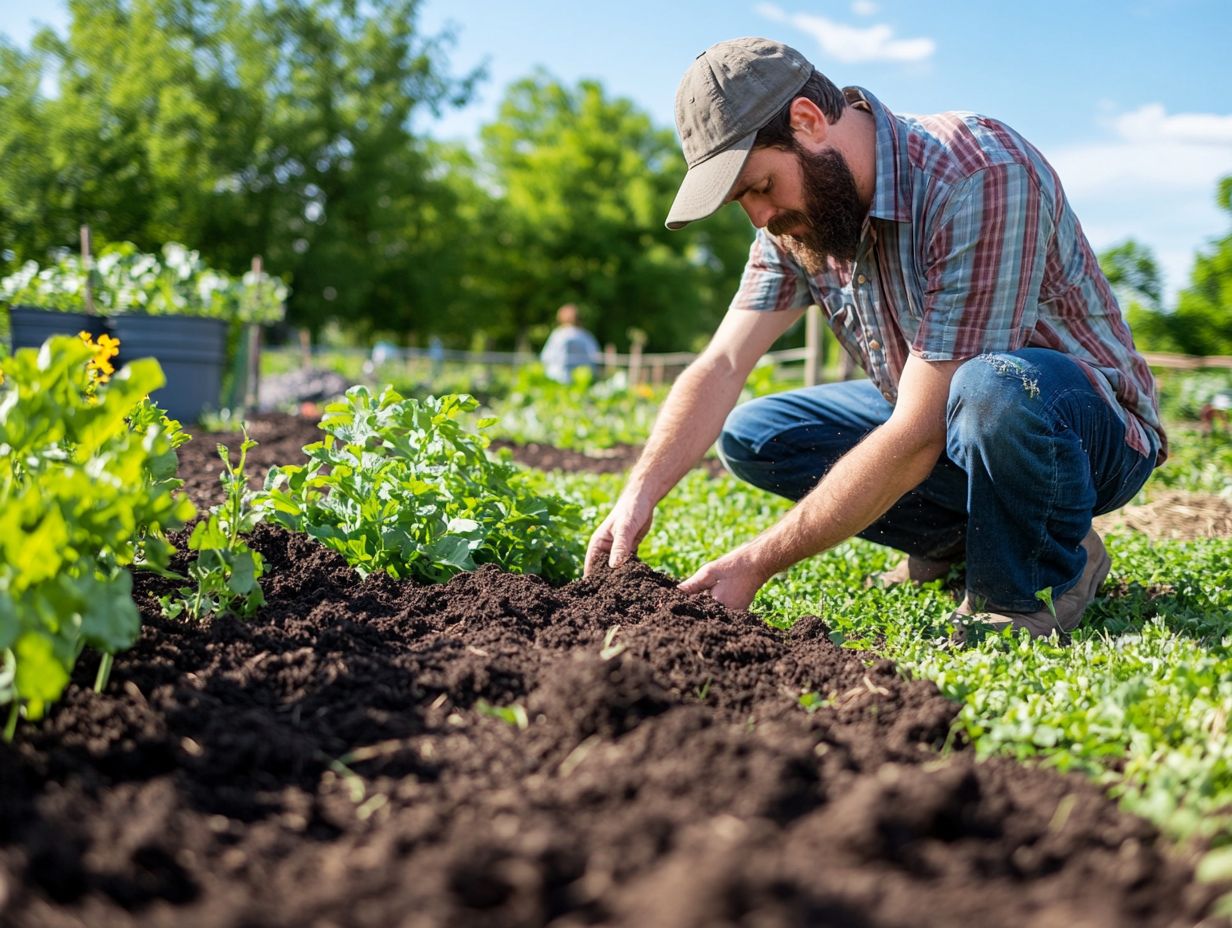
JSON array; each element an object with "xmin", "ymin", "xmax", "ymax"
[
  {"xmin": 109, "ymin": 314, "xmax": 228, "ymax": 423},
  {"xmin": 6, "ymin": 304, "xmax": 108, "ymax": 352}
]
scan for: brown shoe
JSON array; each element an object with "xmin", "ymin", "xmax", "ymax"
[
  {"xmin": 951, "ymin": 530, "xmax": 1111, "ymax": 640},
  {"xmin": 871, "ymin": 554, "xmax": 957, "ymax": 588}
]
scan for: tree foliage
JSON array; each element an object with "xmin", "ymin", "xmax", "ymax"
[
  {"xmin": 1, "ymin": 8, "xmax": 759, "ymax": 351},
  {"xmin": 1172, "ymin": 176, "xmax": 1232, "ymax": 356},
  {"xmin": 1103, "ymin": 177, "xmax": 1232, "ymax": 356},
  {"xmin": 474, "ymin": 73, "xmax": 752, "ymax": 350},
  {"xmin": 0, "ymin": 0, "xmax": 481, "ymax": 336},
  {"xmin": 1100, "ymin": 239, "xmax": 1163, "ymax": 311},
  {"xmin": 1099, "ymin": 238, "xmax": 1176, "ymax": 351}
]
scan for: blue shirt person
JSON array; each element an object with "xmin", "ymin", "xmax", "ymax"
[{"xmin": 540, "ymin": 303, "xmax": 601, "ymax": 384}]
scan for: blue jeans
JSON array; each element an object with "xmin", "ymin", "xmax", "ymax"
[{"xmin": 717, "ymin": 349, "xmax": 1158, "ymax": 610}]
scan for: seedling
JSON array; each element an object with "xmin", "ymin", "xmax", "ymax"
[
  {"xmin": 798, "ymin": 691, "xmax": 831, "ymax": 714},
  {"xmin": 1035, "ymin": 586, "xmax": 1057, "ymax": 618},
  {"xmin": 599, "ymin": 624, "xmax": 626, "ymax": 660},
  {"xmin": 162, "ymin": 431, "xmax": 266, "ymax": 620},
  {"xmin": 476, "ymin": 700, "xmax": 529, "ymax": 730}
]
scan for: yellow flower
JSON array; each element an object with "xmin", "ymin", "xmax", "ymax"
[{"xmin": 78, "ymin": 330, "xmax": 121, "ymax": 388}]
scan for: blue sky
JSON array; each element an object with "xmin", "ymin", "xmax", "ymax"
[{"xmin": 5, "ymin": 0, "xmax": 1231, "ymax": 301}]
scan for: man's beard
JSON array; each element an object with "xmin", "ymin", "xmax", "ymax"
[{"xmin": 766, "ymin": 145, "xmax": 865, "ymax": 275}]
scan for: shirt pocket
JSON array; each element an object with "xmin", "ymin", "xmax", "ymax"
[{"xmin": 818, "ymin": 288, "xmax": 860, "ymax": 345}]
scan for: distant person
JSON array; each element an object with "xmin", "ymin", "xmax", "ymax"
[
  {"xmin": 540, "ymin": 303, "xmax": 601, "ymax": 384},
  {"xmin": 585, "ymin": 37, "xmax": 1166, "ymax": 641},
  {"xmin": 428, "ymin": 335, "xmax": 445, "ymax": 378},
  {"xmin": 1200, "ymin": 389, "xmax": 1231, "ymax": 433}
]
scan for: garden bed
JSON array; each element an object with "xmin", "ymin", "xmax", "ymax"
[{"xmin": 0, "ymin": 415, "xmax": 1223, "ymax": 927}]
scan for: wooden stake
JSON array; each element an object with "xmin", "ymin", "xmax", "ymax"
[
  {"xmin": 245, "ymin": 256, "xmax": 264, "ymax": 411},
  {"xmin": 80, "ymin": 224, "xmax": 94, "ymax": 315}
]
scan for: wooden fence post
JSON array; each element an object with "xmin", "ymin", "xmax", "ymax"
[
  {"xmin": 804, "ymin": 304, "xmax": 821, "ymax": 387},
  {"xmin": 604, "ymin": 343, "xmax": 617, "ymax": 376},
  {"xmin": 651, "ymin": 356, "xmax": 664, "ymax": 386},
  {"xmin": 628, "ymin": 334, "xmax": 645, "ymax": 385}
]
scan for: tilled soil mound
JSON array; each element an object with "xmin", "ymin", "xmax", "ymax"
[{"xmin": 0, "ymin": 417, "xmax": 1223, "ymax": 927}]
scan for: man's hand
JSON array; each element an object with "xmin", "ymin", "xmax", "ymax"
[
  {"xmin": 680, "ymin": 354, "xmax": 960, "ymax": 608},
  {"xmin": 678, "ymin": 542, "xmax": 774, "ymax": 611},
  {"xmin": 584, "ymin": 495, "xmax": 655, "ymax": 575}
]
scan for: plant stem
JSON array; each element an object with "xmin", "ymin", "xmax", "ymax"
[
  {"xmin": 94, "ymin": 652, "xmax": 114, "ymax": 693},
  {"xmin": 4, "ymin": 702, "xmax": 18, "ymax": 742}
]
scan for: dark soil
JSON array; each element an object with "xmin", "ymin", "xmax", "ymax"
[{"xmin": 0, "ymin": 413, "xmax": 1223, "ymax": 927}]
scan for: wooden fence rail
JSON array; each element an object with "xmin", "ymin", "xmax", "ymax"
[{"xmin": 287, "ymin": 305, "xmax": 1232, "ymax": 386}]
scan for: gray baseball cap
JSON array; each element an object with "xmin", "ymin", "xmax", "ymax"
[{"xmin": 666, "ymin": 37, "xmax": 812, "ymax": 230}]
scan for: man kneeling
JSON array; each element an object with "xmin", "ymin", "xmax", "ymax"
[{"xmin": 584, "ymin": 37, "xmax": 1164, "ymax": 639}]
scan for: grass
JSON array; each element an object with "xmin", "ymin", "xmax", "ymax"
[{"xmin": 529, "ymin": 423, "xmax": 1232, "ymax": 853}]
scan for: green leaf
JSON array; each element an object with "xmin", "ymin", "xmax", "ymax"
[
  {"xmin": 227, "ymin": 551, "xmax": 259, "ymax": 595},
  {"xmin": 13, "ymin": 632, "xmax": 71, "ymax": 719},
  {"xmin": 426, "ymin": 536, "xmax": 474, "ymax": 571},
  {"xmin": 79, "ymin": 569, "xmax": 141, "ymax": 653},
  {"xmin": 1198, "ymin": 845, "xmax": 1232, "ymax": 884}
]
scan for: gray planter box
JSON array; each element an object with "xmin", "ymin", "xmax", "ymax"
[
  {"xmin": 7, "ymin": 305, "xmax": 108, "ymax": 352},
  {"xmin": 109, "ymin": 315, "xmax": 228, "ymax": 424}
]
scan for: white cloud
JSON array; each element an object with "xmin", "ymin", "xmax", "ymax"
[
  {"xmin": 851, "ymin": 0, "xmax": 878, "ymax": 15},
  {"xmin": 756, "ymin": 3, "xmax": 935, "ymax": 63},
  {"xmin": 1110, "ymin": 103, "xmax": 1232, "ymax": 146},
  {"xmin": 1052, "ymin": 104, "xmax": 1232, "ymax": 196},
  {"xmin": 1049, "ymin": 103, "xmax": 1232, "ymax": 301}
]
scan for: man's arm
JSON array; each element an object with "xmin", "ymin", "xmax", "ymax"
[
  {"xmin": 584, "ymin": 305, "xmax": 805, "ymax": 575},
  {"xmin": 679, "ymin": 353, "xmax": 962, "ymax": 609}
]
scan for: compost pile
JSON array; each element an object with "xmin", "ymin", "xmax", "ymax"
[{"xmin": 0, "ymin": 416, "xmax": 1220, "ymax": 927}]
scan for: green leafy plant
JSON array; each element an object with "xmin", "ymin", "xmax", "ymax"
[
  {"xmin": 162, "ymin": 431, "xmax": 266, "ymax": 620},
  {"xmin": 0, "ymin": 336, "xmax": 195, "ymax": 737},
  {"xmin": 483, "ymin": 365, "xmax": 666, "ymax": 450},
  {"xmin": 1, "ymin": 241, "xmax": 287, "ymax": 325},
  {"xmin": 262, "ymin": 386, "xmax": 584, "ymax": 583}
]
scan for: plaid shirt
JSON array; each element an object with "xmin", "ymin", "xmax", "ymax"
[{"xmin": 731, "ymin": 87, "xmax": 1166, "ymax": 463}]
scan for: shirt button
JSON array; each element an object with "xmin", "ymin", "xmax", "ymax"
[
  {"xmin": 857, "ymin": 274, "xmax": 867, "ymax": 285},
  {"xmin": 882, "ymin": 390, "xmax": 893, "ymax": 401},
  {"xmin": 868, "ymin": 339, "xmax": 881, "ymax": 351}
]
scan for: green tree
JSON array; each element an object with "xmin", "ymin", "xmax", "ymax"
[
  {"xmin": 0, "ymin": 39, "xmax": 54, "ymax": 268},
  {"xmin": 0, "ymin": 0, "xmax": 480, "ymax": 337},
  {"xmin": 1173, "ymin": 176, "xmax": 1232, "ymax": 356},
  {"xmin": 1100, "ymin": 238, "xmax": 1163, "ymax": 311},
  {"xmin": 1098, "ymin": 238, "xmax": 1177, "ymax": 351},
  {"xmin": 475, "ymin": 72, "xmax": 752, "ymax": 350}
]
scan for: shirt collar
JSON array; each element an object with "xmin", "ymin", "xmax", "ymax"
[{"xmin": 843, "ymin": 86, "xmax": 911, "ymax": 223}]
